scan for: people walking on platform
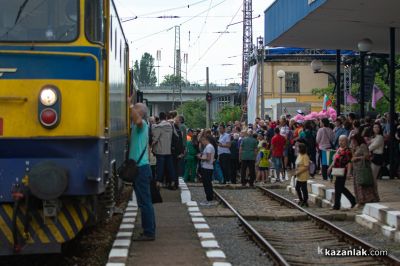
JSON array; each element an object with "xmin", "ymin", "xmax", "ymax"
[
  {"xmin": 328, "ymin": 135, "xmax": 356, "ymax": 210},
  {"xmin": 299, "ymin": 121, "xmax": 317, "ymax": 177},
  {"xmin": 129, "ymin": 101, "xmax": 156, "ymax": 241},
  {"xmin": 271, "ymin": 127, "xmax": 286, "ymax": 182},
  {"xmin": 198, "ymin": 135, "xmax": 216, "ymax": 205},
  {"xmin": 368, "ymin": 123, "xmax": 384, "ymax": 198},
  {"xmin": 256, "ymin": 142, "xmax": 270, "ymax": 184},
  {"xmin": 229, "ymin": 133, "xmax": 240, "ymax": 184},
  {"xmin": 350, "ymin": 133, "xmax": 379, "ymax": 205},
  {"xmin": 171, "ymin": 116, "xmax": 184, "ymax": 189},
  {"xmin": 317, "ymin": 118, "xmax": 335, "ymax": 180},
  {"xmin": 239, "ymin": 131, "xmax": 258, "ymax": 186},
  {"xmin": 279, "ymin": 117, "xmax": 290, "ymax": 172},
  {"xmin": 183, "ymin": 133, "xmax": 199, "ymax": 182},
  {"xmin": 295, "ymin": 143, "xmax": 310, "ymax": 207},
  {"xmin": 152, "ymin": 112, "xmax": 175, "ymax": 188},
  {"xmin": 218, "ymin": 124, "xmax": 232, "ymax": 184}
]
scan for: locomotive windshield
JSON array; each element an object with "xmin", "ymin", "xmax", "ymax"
[{"xmin": 0, "ymin": 0, "xmax": 79, "ymax": 42}]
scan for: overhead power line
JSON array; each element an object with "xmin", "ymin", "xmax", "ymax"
[
  {"xmin": 190, "ymin": 0, "xmax": 213, "ymax": 48},
  {"xmin": 188, "ymin": 3, "xmax": 243, "ymax": 72},
  {"xmin": 130, "ymin": 0, "xmax": 229, "ymax": 43},
  {"xmin": 122, "ymin": 0, "xmax": 209, "ymax": 22}
]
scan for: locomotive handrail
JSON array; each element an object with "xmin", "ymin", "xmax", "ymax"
[{"xmin": 0, "ymin": 96, "xmax": 28, "ymax": 102}]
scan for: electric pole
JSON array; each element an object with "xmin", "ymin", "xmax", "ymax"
[
  {"xmin": 241, "ymin": 0, "xmax": 253, "ymax": 105},
  {"xmin": 173, "ymin": 25, "xmax": 182, "ymax": 110},
  {"xmin": 206, "ymin": 67, "xmax": 210, "ymax": 128}
]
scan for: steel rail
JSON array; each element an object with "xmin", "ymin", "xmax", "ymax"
[
  {"xmin": 256, "ymin": 185, "xmax": 400, "ymax": 266},
  {"xmin": 213, "ymin": 190, "xmax": 290, "ymax": 266}
]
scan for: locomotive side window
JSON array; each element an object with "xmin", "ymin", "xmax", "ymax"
[
  {"xmin": 0, "ymin": 0, "xmax": 79, "ymax": 42},
  {"xmin": 85, "ymin": 0, "xmax": 104, "ymax": 44}
]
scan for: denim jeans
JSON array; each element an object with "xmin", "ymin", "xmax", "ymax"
[
  {"xmin": 156, "ymin": 154, "xmax": 175, "ymax": 184},
  {"xmin": 134, "ymin": 164, "xmax": 156, "ymax": 237},
  {"xmin": 218, "ymin": 153, "xmax": 231, "ymax": 183},
  {"xmin": 201, "ymin": 168, "xmax": 214, "ymax": 201}
]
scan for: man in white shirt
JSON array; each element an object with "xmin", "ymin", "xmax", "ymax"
[{"xmin": 218, "ymin": 124, "xmax": 232, "ymax": 184}]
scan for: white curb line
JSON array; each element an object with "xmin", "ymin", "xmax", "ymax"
[
  {"xmin": 106, "ymin": 190, "xmax": 138, "ymax": 266},
  {"xmin": 179, "ymin": 178, "xmax": 232, "ymax": 266}
]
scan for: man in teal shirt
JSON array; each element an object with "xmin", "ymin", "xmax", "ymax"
[
  {"xmin": 129, "ymin": 101, "xmax": 155, "ymax": 241},
  {"xmin": 239, "ymin": 132, "xmax": 258, "ymax": 186}
]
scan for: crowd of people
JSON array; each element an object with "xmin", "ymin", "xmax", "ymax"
[
  {"xmin": 149, "ymin": 110, "xmax": 400, "ymax": 209},
  {"xmin": 128, "ymin": 97, "xmax": 400, "ymax": 240}
]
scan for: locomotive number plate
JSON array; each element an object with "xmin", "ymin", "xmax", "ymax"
[{"xmin": 0, "ymin": 118, "xmax": 3, "ymax": 136}]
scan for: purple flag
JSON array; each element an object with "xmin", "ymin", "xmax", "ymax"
[
  {"xmin": 372, "ymin": 84, "xmax": 384, "ymax": 109},
  {"xmin": 345, "ymin": 92, "xmax": 358, "ymax": 104}
]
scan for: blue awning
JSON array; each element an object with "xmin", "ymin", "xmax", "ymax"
[
  {"xmin": 265, "ymin": 47, "xmax": 354, "ymax": 55},
  {"xmin": 264, "ymin": 0, "xmax": 400, "ymax": 53}
]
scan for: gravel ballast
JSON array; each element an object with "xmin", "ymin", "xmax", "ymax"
[{"xmin": 189, "ymin": 186, "xmax": 274, "ymax": 266}]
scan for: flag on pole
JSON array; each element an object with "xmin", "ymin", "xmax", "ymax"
[
  {"xmin": 345, "ymin": 91, "xmax": 358, "ymax": 104},
  {"xmin": 371, "ymin": 84, "xmax": 384, "ymax": 109},
  {"xmin": 322, "ymin": 94, "xmax": 332, "ymax": 111}
]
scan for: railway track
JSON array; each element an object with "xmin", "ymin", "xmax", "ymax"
[{"xmin": 213, "ymin": 186, "xmax": 400, "ymax": 266}]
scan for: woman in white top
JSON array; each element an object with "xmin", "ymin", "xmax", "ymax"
[
  {"xmin": 368, "ymin": 123, "xmax": 383, "ymax": 201},
  {"xmin": 198, "ymin": 135, "xmax": 215, "ymax": 205}
]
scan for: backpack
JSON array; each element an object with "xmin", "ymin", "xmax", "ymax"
[
  {"xmin": 171, "ymin": 124, "xmax": 184, "ymax": 156},
  {"xmin": 299, "ymin": 130, "xmax": 316, "ymax": 156}
]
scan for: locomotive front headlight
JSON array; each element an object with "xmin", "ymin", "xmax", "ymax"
[{"xmin": 40, "ymin": 87, "xmax": 58, "ymax": 106}]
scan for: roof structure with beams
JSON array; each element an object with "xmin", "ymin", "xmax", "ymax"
[{"xmin": 264, "ymin": 0, "xmax": 400, "ymax": 53}]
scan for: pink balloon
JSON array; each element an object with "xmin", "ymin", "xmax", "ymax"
[
  {"xmin": 327, "ymin": 107, "xmax": 337, "ymax": 116},
  {"xmin": 318, "ymin": 111, "xmax": 329, "ymax": 119},
  {"xmin": 310, "ymin": 112, "xmax": 319, "ymax": 119},
  {"xmin": 294, "ymin": 114, "xmax": 305, "ymax": 122},
  {"xmin": 304, "ymin": 114, "xmax": 313, "ymax": 121}
]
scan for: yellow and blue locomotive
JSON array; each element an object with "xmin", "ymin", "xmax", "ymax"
[{"xmin": 0, "ymin": 0, "xmax": 130, "ymax": 255}]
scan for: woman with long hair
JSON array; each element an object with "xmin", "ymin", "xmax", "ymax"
[
  {"xmin": 368, "ymin": 123, "xmax": 383, "ymax": 200},
  {"xmin": 351, "ymin": 133, "xmax": 379, "ymax": 205}
]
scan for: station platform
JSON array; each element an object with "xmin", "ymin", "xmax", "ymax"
[
  {"xmin": 107, "ymin": 178, "xmax": 232, "ymax": 266},
  {"xmin": 126, "ymin": 189, "xmax": 209, "ymax": 266},
  {"xmin": 286, "ymin": 174, "xmax": 400, "ymax": 242}
]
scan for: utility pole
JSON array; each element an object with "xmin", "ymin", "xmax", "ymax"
[
  {"xmin": 257, "ymin": 36, "xmax": 265, "ymax": 119},
  {"xmin": 173, "ymin": 25, "xmax": 182, "ymax": 110},
  {"xmin": 156, "ymin": 50, "xmax": 161, "ymax": 86},
  {"xmin": 206, "ymin": 67, "xmax": 210, "ymax": 128},
  {"xmin": 241, "ymin": 0, "xmax": 253, "ymax": 105}
]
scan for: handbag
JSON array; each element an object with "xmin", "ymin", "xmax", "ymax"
[
  {"xmin": 356, "ymin": 160, "xmax": 374, "ymax": 186},
  {"xmin": 118, "ymin": 146, "xmax": 147, "ymax": 183},
  {"xmin": 331, "ymin": 167, "xmax": 345, "ymax": 177},
  {"xmin": 150, "ymin": 180, "xmax": 163, "ymax": 204}
]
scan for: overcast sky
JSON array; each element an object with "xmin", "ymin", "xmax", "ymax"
[{"xmin": 114, "ymin": 0, "xmax": 275, "ymax": 86}]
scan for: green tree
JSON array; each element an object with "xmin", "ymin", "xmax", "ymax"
[
  {"xmin": 160, "ymin": 74, "xmax": 186, "ymax": 86},
  {"xmin": 133, "ymin": 53, "xmax": 157, "ymax": 86},
  {"xmin": 312, "ymin": 55, "xmax": 400, "ymax": 114},
  {"xmin": 177, "ymin": 100, "xmax": 206, "ymax": 129},
  {"xmin": 215, "ymin": 105, "xmax": 242, "ymax": 124},
  {"xmin": 311, "ymin": 84, "xmax": 336, "ymax": 105}
]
